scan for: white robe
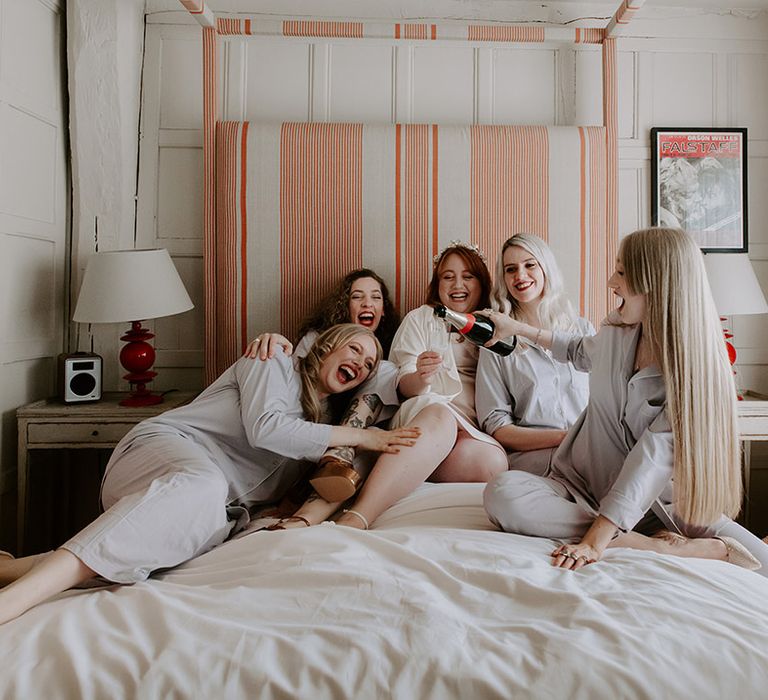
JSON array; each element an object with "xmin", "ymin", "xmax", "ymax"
[{"xmin": 388, "ymin": 304, "xmax": 499, "ymax": 447}]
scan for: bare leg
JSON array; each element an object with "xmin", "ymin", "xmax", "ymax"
[
  {"xmin": 0, "ymin": 549, "xmax": 96, "ymax": 625},
  {"xmin": 337, "ymin": 404, "xmax": 457, "ymax": 529},
  {"xmin": 0, "ymin": 552, "xmax": 52, "ymax": 586},
  {"xmin": 282, "ymin": 491, "xmax": 343, "ymax": 528},
  {"xmin": 430, "ymin": 430, "xmax": 507, "ymax": 483}
]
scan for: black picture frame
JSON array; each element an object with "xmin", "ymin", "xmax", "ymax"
[{"xmin": 650, "ymin": 127, "xmax": 748, "ymax": 253}]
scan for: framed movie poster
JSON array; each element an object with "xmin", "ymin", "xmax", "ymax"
[{"xmin": 650, "ymin": 127, "xmax": 748, "ymax": 253}]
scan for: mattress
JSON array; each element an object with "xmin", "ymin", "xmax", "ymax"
[{"xmin": 2, "ymin": 483, "xmax": 767, "ymax": 699}]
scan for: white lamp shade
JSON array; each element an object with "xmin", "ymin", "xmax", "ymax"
[
  {"xmin": 704, "ymin": 253, "xmax": 768, "ymax": 317},
  {"xmin": 73, "ymin": 249, "xmax": 194, "ymax": 323}
]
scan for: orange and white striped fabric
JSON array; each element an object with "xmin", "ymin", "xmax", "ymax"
[{"xmin": 209, "ymin": 122, "xmax": 613, "ymax": 379}]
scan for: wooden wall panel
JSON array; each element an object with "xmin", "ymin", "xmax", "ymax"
[
  {"xmin": 492, "ymin": 48, "xmax": 557, "ymax": 124},
  {"xmin": 329, "ymin": 44, "xmax": 394, "ymax": 122},
  {"xmin": 651, "ymin": 52, "xmax": 715, "ymax": 126},
  {"xmin": 411, "ymin": 45, "xmax": 474, "ymax": 124}
]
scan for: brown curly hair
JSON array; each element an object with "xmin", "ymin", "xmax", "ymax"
[
  {"xmin": 297, "ymin": 269, "xmax": 400, "ymax": 356},
  {"xmin": 425, "ymin": 245, "xmax": 492, "ymax": 310}
]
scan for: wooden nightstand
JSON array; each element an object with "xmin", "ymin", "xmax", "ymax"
[
  {"xmin": 16, "ymin": 391, "xmax": 196, "ymax": 554},
  {"xmin": 738, "ymin": 390, "xmax": 768, "ymax": 527}
]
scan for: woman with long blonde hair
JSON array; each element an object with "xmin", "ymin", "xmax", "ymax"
[
  {"xmin": 0, "ymin": 325, "xmax": 420, "ymax": 624},
  {"xmin": 483, "ymin": 227, "xmax": 767, "ymax": 573},
  {"xmin": 476, "ymin": 233, "xmax": 593, "ymax": 475}
]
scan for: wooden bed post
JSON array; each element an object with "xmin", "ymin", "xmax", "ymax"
[
  {"xmin": 602, "ymin": 0, "xmax": 646, "ymax": 313},
  {"xmin": 179, "ymin": 1, "xmax": 218, "ymax": 384}
]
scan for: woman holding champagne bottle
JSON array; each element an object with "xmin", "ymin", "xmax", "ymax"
[
  {"xmin": 475, "ymin": 233, "xmax": 594, "ymax": 476},
  {"xmin": 482, "ymin": 227, "xmax": 766, "ymax": 573}
]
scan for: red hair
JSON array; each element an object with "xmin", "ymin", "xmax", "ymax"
[{"xmin": 425, "ymin": 246, "xmax": 492, "ymax": 310}]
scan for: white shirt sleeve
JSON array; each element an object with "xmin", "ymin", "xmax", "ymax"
[
  {"xmin": 233, "ymin": 353, "xmax": 331, "ymax": 460},
  {"xmin": 475, "ymin": 348, "xmax": 515, "ymax": 435}
]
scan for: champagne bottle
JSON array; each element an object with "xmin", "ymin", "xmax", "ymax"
[{"xmin": 433, "ymin": 305, "xmax": 516, "ymax": 356}]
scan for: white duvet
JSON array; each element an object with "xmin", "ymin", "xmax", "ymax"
[{"xmin": 2, "ymin": 483, "xmax": 767, "ymax": 699}]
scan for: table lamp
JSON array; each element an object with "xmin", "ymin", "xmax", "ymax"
[
  {"xmin": 73, "ymin": 249, "xmax": 194, "ymax": 407},
  {"xmin": 703, "ymin": 253, "xmax": 768, "ymax": 396}
]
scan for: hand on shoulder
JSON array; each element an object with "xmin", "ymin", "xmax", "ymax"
[{"xmin": 244, "ymin": 332, "xmax": 293, "ymax": 360}]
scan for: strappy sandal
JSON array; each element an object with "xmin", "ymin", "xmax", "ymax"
[
  {"xmin": 714, "ymin": 536, "xmax": 762, "ymax": 571},
  {"xmin": 654, "ymin": 531, "xmax": 761, "ymax": 571},
  {"xmin": 263, "ymin": 515, "xmax": 312, "ymax": 531}
]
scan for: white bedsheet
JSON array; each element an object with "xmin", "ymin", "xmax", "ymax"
[{"xmin": 2, "ymin": 483, "xmax": 767, "ymax": 699}]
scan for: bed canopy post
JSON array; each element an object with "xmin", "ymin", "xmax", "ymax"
[
  {"xmin": 602, "ymin": 35, "xmax": 618, "ymax": 288},
  {"xmin": 180, "ymin": 1, "xmax": 219, "ymax": 383},
  {"xmin": 601, "ymin": 0, "xmax": 645, "ymax": 317}
]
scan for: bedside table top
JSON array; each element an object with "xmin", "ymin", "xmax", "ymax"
[{"xmin": 17, "ymin": 391, "xmax": 198, "ymax": 419}]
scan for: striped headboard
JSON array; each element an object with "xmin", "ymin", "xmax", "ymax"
[
  {"xmin": 210, "ymin": 122, "xmax": 612, "ymax": 378},
  {"xmin": 184, "ymin": 2, "xmax": 635, "ymax": 382}
]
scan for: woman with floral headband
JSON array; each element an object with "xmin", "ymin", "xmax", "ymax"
[{"xmin": 333, "ymin": 241, "xmax": 508, "ymax": 531}]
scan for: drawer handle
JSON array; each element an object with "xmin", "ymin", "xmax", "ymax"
[{"xmin": 91, "ymin": 430, "xmax": 99, "ymax": 437}]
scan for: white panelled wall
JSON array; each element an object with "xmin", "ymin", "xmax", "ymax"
[
  {"xmin": 0, "ymin": 0, "xmax": 67, "ymax": 548},
  {"xmin": 4, "ymin": 2, "xmax": 767, "ymax": 547}
]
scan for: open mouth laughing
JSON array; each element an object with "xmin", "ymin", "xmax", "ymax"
[
  {"xmin": 357, "ymin": 312, "xmax": 376, "ymax": 327},
  {"xmin": 337, "ymin": 363, "xmax": 361, "ymax": 385}
]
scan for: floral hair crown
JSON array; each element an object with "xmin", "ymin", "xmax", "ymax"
[{"xmin": 433, "ymin": 240, "xmax": 487, "ymax": 266}]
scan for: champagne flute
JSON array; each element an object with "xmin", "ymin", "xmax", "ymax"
[{"xmin": 427, "ymin": 318, "xmax": 451, "ymax": 367}]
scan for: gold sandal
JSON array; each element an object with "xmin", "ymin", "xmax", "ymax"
[
  {"xmin": 714, "ymin": 536, "xmax": 762, "ymax": 571},
  {"xmin": 309, "ymin": 457, "xmax": 362, "ymax": 503},
  {"xmin": 263, "ymin": 515, "xmax": 311, "ymax": 531}
]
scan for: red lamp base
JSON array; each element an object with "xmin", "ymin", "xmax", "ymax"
[
  {"xmin": 119, "ymin": 321, "xmax": 164, "ymax": 407},
  {"xmin": 721, "ymin": 317, "xmax": 743, "ymax": 401}
]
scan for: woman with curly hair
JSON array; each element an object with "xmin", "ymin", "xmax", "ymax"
[
  {"xmin": 251, "ymin": 268, "xmax": 400, "ymax": 358},
  {"xmin": 245, "ymin": 268, "xmax": 403, "ymax": 515},
  {"xmin": 0, "ymin": 325, "xmax": 420, "ymax": 624}
]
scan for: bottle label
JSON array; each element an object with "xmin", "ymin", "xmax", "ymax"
[{"xmin": 459, "ymin": 314, "xmax": 476, "ymax": 335}]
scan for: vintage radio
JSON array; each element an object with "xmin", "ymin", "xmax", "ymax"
[{"xmin": 58, "ymin": 352, "xmax": 103, "ymax": 403}]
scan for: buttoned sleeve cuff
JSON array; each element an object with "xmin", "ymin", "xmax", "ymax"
[
  {"xmin": 549, "ymin": 330, "xmax": 571, "ymax": 363},
  {"xmin": 482, "ymin": 409, "xmax": 515, "ymax": 437},
  {"xmin": 599, "ymin": 493, "xmax": 646, "ymax": 533}
]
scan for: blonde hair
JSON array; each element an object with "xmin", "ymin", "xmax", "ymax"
[
  {"xmin": 620, "ymin": 227, "xmax": 741, "ymax": 525},
  {"xmin": 491, "ymin": 233, "xmax": 579, "ymax": 337},
  {"xmin": 297, "ymin": 323, "xmax": 382, "ymax": 423}
]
